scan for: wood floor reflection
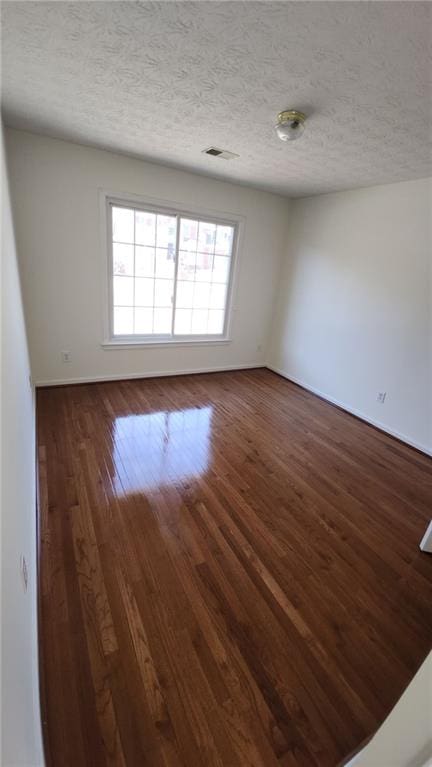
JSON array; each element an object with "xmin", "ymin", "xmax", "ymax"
[{"xmin": 37, "ymin": 369, "xmax": 432, "ymax": 767}]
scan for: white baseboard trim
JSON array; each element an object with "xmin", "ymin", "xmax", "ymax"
[
  {"xmin": 266, "ymin": 364, "xmax": 432, "ymax": 457},
  {"xmin": 35, "ymin": 362, "xmax": 264, "ymax": 388},
  {"xmin": 33, "ymin": 362, "xmax": 432, "ymax": 457}
]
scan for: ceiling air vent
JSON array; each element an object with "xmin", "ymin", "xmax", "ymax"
[{"xmin": 203, "ymin": 147, "xmax": 239, "ymax": 160}]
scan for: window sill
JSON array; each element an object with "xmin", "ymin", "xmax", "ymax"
[{"xmin": 101, "ymin": 337, "xmax": 232, "ymax": 350}]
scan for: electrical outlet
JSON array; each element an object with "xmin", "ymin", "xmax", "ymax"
[
  {"xmin": 377, "ymin": 392, "xmax": 387, "ymax": 404},
  {"xmin": 20, "ymin": 555, "xmax": 28, "ymax": 592},
  {"xmin": 61, "ymin": 351, "xmax": 71, "ymax": 363}
]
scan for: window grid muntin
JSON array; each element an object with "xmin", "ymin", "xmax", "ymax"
[{"xmin": 110, "ymin": 202, "xmax": 235, "ymax": 340}]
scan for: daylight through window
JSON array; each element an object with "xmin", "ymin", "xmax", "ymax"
[{"xmin": 109, "ymin": 202, "xmax": 236, "ymax": 341}]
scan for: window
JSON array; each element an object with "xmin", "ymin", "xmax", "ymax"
[{"xmin": 106, "ymin": 197, "xmax": 237, "ymax": 344}]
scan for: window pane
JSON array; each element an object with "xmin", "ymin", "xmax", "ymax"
[
  {"xmin": 135, "ymin": 211, "xmax": 156, "ymax": 245},
  {"xmin": 212, "ymin": 255, "xmax": 230, "ymax": 283},
  {"xmin": 198, "ymin": 221, "xmax": 216, "ymax": 253},
  {"xmin": 195, "ymin": 252, "xmax": 213, "ymax": 282},
  {"xmin": 191, "ymin": 309, "xmax": 208, "ymax": 334},
  {"xmin": 110, "ymin": 204, "xmax": 234, "ymax": 339},
  {"xmin": 208, "ymin": 309, "xmax": 224, "ymax": 334},
  {"xmin": 135, "ymin": 308, "xmax": 153, "ymax": 334},
  {"xmin": 154, "ymin": 279, "xmax": 173, "ymax": 307},
  {"xmin": 135, "ymin": 246, "xmax": 155, "ymax": 277},
  {"xmin": 174, "ymin": 308, "xmax": 192, "ymax": 335},
  {"xmin": 178, "ymin": 251, "xmax": 196, "ymax": 281},
  {"xmin": 113, "ymin": 276, "xmax": 134, "ymax": 306},
  {"xmin": 179, "ymin": 219, "xmax": 198, "ymax": 252},
  {"xmin": 193, "ymin": 282, "xmax": 211, "ymax": 309},
  {"xmin": 153, "ymin": 308, "xmax": 172, "ymax": 334},
  {"xmin": 176, "ymin": 280, "xmax": 194, "ymax": 308},
  {"xmin": 114, "ymin": 307, "xmax": 133, "ymax": 335},
  {"xmin": 113, "ymin": 243, "xmax": 134, "ymax": 276},
  {"xmin": 157, "ymin": 215, "xmax": 176, "ymax": 249},
  {"xmin": 135, "ymin": 277, "xmax": 154, "ymax": 306},
  {"xmin": 210, "ymin": 283, "xmax": 226, "ymax": 310},
  {"xmin": 215, "ymin": 225, "xmax": 234, "ymax": 255},
  {"xmin": 155, "ymin": 248, "xmax": 175, "ymax": 279},
  {"xmin": 112, "ymin": 207, "xmax": 134, "ymax": 244}
]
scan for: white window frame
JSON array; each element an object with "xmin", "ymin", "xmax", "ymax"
[{"xmin": 99, "ymin": 190, "xmax": 244, "ymax": 348}]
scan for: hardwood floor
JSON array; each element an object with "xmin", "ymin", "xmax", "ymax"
[{"xmin": 37, "ymin": 368, "xmax": 432, "ymax": 767}]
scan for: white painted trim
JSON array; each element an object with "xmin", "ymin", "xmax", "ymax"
[
  {"xmin": 343, "ymin": 749, "xmax": 364, "ymax": 767},
  {"xmin": 266, "ymin": 365, "xmax": 432, "ymax": 457},
  {"xmin": 98, "ymin": 187, "xmax": 247, "ymax": 224},
  {"xmin": 101, "ymin": 337, "xmax": 232, "ymax": 350},
  {"xmin": 98, "ymin": 188, "xmax": 244, "ymax": 346},
  {"xmin": 35, "ymin": 363, "xmax": 263, "ymax": 388},
  {"xmin": 420, "ymin": 521, "xmax": 432, "ymax": 553},
  {"xmin": 34, "ymin": 363, "xmax": 432, "ymax": 457}
]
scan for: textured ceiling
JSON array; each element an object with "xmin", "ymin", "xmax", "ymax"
[{"xmin": 1, "ymin": 1, "xmax": 432, "ymax": 197}]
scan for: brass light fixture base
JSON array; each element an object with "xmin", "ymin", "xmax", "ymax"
[
  {"xmin": 275, "ymin": 109, "xmax": 307, "ymax": 141},
  {"xmin": 277, "ymin": 110, "xmax": 306, "ymax": 125}
]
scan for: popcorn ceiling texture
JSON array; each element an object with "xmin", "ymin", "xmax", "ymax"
[{"xmin": 1, "ymin": 1, "xmax": 431, "ymax": 197}]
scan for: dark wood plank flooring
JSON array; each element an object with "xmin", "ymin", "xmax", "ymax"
[{"xmin": 37, "ymin": 369, "xmax": 432, "ymax": 767}]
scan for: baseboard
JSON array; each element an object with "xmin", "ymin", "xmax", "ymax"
[
  {"xmin": 35, "ymin": 362, "xmax": 264, "ymax": 388},
  {"xmin": 266, "ymin": 364, "xmax": 432, "ymax": 458},
  {"xmin": 34, "ymin": 363, "xmax": 432, "ymax": 457}
]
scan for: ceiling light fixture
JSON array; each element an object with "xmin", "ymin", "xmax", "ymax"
[{"xmin": 275, "ymin": 110, "xmax": 306, "ymax": 142}]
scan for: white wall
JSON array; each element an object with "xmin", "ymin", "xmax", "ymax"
[
  {"xmin": 345, "ymin": 652, "xmax": 432, "ymax": 767},
  {"xmin": 268, "ymin": 177, "xmax": 432, "ymax": 454},
  {"xmin": 5, "ymin": 128, "xmax": 289, "ymax": 386},
  {"xmin": 5, "ymin": 130, "xmax": 431, "ymax": 453},
  {"xmin": 1, "ymin": 124, "xmax": 44, "ymax": 765}
]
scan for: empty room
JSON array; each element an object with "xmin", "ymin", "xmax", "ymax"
[{"xmin": 1, "ymin": 2, "xmax": 432, "ymax": 766}]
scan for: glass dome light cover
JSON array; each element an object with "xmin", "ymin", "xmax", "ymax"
[{"xmin": 275, "ymin": 110, "xmax": 306, "ymax": 142}]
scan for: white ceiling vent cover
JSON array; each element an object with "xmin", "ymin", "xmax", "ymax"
[{"xmin": 202, "ymin": 147, "xmax": 239, "ymax": 160}]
